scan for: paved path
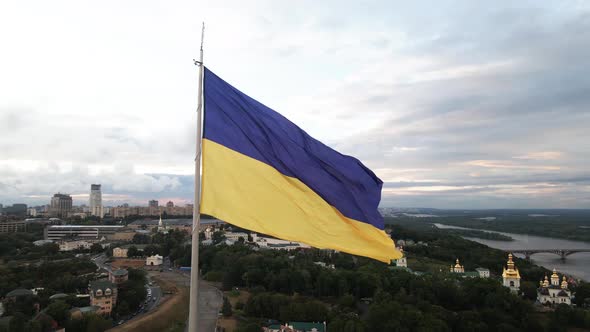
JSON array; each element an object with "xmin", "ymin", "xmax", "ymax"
[{"xmin": 197, "ymin": 281, "xmax": 223, "ymax": 331}]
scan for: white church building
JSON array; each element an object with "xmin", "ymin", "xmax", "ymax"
[{"xmin": 537, "ymin": 269, "xmax": 573, "ymax": 305}]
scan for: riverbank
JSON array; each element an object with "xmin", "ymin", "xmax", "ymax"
[{"xmin": 434, "ymin": 223, "xmax": 590, "ymax": 281}]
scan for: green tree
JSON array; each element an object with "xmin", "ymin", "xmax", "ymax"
[
  {"xmin": 520, "ymin": 281, "xmax": 538, "ymax": 301},
  {"xmin": 222, "ymin": 296, "xmax": 233, "ymax": 317},
  {"xmin": 127, "ymin": 246, "xmax": 139, "ymax": 257},
  {"xmin": 212, "ymin": 231, "xmax": 225, "ymax": 244},
  {"xmin": 9, "ymin": 312, "xmax": 27, "ymax": 332},
  {"xmin": 45, "ymin": 300, "xmax": 71, "ymax": 326},
  {"xmin": 133, "ymin": 233, "xmax": 151, "ymax": 244},
  {"xmin": 144, "ymin": 245, "xmax": 160, "ymax": 256},
  {"xmin": 574, "ymin": 282, "xmax": 590, "ymax": 307},
  {"xmin": 85, "ymin": 313, "xmax": 112, "ymax": 332},
  {"xmin": 90, "ymin": 243, "xmax": 103, "ymax": 254}
]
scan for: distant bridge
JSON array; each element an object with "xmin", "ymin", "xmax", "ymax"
[{"xmin": 509, "ymin": 249, "xmax": 590, "ymax": 260}]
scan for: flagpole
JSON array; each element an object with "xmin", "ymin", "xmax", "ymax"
[{"xmin": 188, "ymin": 22, "xmax": 205, "ymax": 332}]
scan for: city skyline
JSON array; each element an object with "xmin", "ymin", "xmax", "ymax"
[{"xmin": 1, "ymin": 1, "xmax": 589, "ymax": 209}]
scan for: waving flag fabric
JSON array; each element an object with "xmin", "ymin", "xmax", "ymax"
[{"xmin": 200, "ymin": 68, "xmax": 401, "ymax": 262}]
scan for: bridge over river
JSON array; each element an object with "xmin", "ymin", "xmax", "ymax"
[{"xmin": 509, "ymin": 249, "xmax": 590, "ymax": 260}]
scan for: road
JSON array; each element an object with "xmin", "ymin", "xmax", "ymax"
[
  {"xmin": 93, "ymin": 255, "xmax": 222, "ymax": 331},
  {"xmin": 196, "ymin": 280, "xmax": 223, "ymax": 331},
  {"xmin": 165, "ymin": 270, "xmax": 223, "ymax": 332},
  {"xmin": 92, "ymin": 254, "xmax": 166, "ymax": 326}
]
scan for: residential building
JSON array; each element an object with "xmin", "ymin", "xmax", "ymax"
[
  {"xmin": 109, "ymin": 230, "xmax": 136, "ymax": 242},
  {"xmin": 149, "ymin": 200, "xmax": 159, "ymax": 208},
  {"xmin": 502, "ymin": 253, "xmax": 521, "ymax": 293},
  {"xmin": 146, "ymin": 254, "xmax": 163, "ymax": 266},
  {"xmin": 89, "ymin": 280, "xmax": 117, "ymax": 316},
  {"xmin": 111, "ymin": 204, "xmax": 193, "ymax": 218},
  {"xmin": 113, "ymin": 244, "xmax": 146, "ymax": 258},
  {"xmin": 44, "ymin": 225, "xmax": 125, "ymax": 241},
  {"xmin": 166, "ymin": 201, "xmax": 174, "ymax": 208},
  {"xmin": 90, "ymin": 184, "xmax": 103, "ymax": 218},
  {"xmin": 109, "ymin": 269, "xmax": 129, "ymax": 284},
  {"xmin": 475, "ymin": 268, "xmax": 490, "ymax": 278},
  {"xmin": 27, "ymin": 207, "xmax": 37, "ymax": 217},
  {"xmin": 0, "ymin": 220, "xmax": 26, "ymax": 233},
  {"xmin": 450, "ymin": 259, "xmax": 465, "ymax": 273},
  {"xmin": 58, "ymin": 240, "xmax": 93, "ymax": 251},
  {"xmin": 112, "ymin": 247, "xmax": 128, "ymax": 258},
  {"xmin": 537, "ymin": 269, "xmax": 573, "ymax": 305},
  {"xmin": 50, "ymin": 194, "xmax": 72, "ymax": 218}
]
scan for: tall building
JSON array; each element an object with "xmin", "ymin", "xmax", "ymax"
[
  {"xmin": 90, "ymin": 184, "xmax": 103, "ymax": 218},
  {"xmin": 2, "ymin": 204, "xmax": 27, "ymax": 217},
  {"xmin": 149, "ymin": 200, "xmax": 159, "ymax": 208},
  {"xmin": 50, "ymin": 194, "xmax": 73, "ymax": 218},
  {"xmin": 166, "ymin": 201, "xmax": 174, "ymax": 208},
  {"xmin": 502, "ymin": 253, "xmax": 521, "ymax": 293}
]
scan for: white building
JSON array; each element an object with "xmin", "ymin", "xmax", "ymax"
[
  {"xmin": 112, "ymin": 247, "xmax": 128, "ymax": 258},
  {"xmin": 204, "ymin": 227, "xmax": 214, "ymax": 240},
  {"xmin": 393, "ymin": 247, "xmax": 408, "ymax": 268},
  {"xmin": 59, "ymin": 240, "xmax": 93, "ymax": 251},
  {"xmin": 146, "ymin": 255, "xmax": 163, "ymax": 266},
  {"xmin": 27, "ymin": 208, "xmax": 37, "ymax": 217},
  {"xmin": 252, "ymin": 233, "xmax": 309, "ymax": 251},
  {"xmin": 90, "ymin": 184, "xmax": 103, "ymax": 218},
  {"xmin": 225, "ymin": 231, "xmax": 248, "ymax": 242},
  {"xmin": 502, "ymin": 253, "xmax": 520, "ymax": 293},
  {"xmin": 537, "ymin": 269, "xmax": 573, "ymax": 305},
  {"xmin": 157, "ymin": 215, "xmax": 169, "ymax": 234},
  {"xmin": 475, "ymin": 268, "xmax": 490, "ymax": 278}
]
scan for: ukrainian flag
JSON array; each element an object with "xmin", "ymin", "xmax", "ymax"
[{"xmin": 200, "ymin": 68, "xmax": 401, "ymax": 263}]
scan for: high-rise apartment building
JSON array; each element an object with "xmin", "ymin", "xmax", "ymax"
[
  {"xmin": 50, "ymin": 194, "xmax": 73, "ymax": 218},
  {"xmin": 90, "ymin": 184, "xmax": 103, "ymax": 217},
  {"xmin": 149, "ymin": 200, "xmax": 159, "ymax": 208}
]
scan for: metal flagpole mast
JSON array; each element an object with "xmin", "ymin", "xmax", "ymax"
[{"xmin": 188, "ymin": 22, "xmax": 205, "ymax": 332}]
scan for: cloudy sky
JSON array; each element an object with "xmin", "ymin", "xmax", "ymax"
[{"xmin": 1, "ymin": 0, "xmax": 589, "ymax": 209}]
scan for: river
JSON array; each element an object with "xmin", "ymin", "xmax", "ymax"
[{"xmin": 434, "ymin": 223, "xmax": 590, "ymax": 280}]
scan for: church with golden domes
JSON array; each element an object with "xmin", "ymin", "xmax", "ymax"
[
  {"xmin": 502, "ymin": 253, "xmax": 521, "ymax": 293},
  {"xmin": 450, "ymin": 259, "xmax": 465, "ymax": 273},
  {"xmin": 537, "ymin": 269, "xmax": 573, "ymax": 305}
]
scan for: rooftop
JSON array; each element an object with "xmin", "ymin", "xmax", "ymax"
[
  {"xmin": 89, "ymin": 280, "xmax": 116, "ymax": 293},
  {"xmin": 111, "ymin": 269, "xmax": 128, "ymax": 276},
  {"xmin": 49, "ymin": 293, "xmax": 69, "ymax": 300},
  {"xmin": 70, "ymin": 306, "xmax": 100, "ymax": 314},
  {"xmin": 6, "ymin": 289, "xmax": 34, "ymax": 297}
]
